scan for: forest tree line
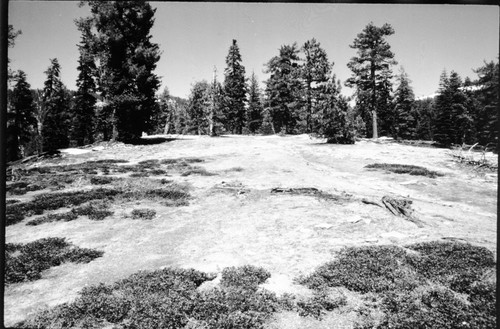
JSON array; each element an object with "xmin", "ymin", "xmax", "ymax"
[{"xmin": 7, "ymin": 1, "xmax": 498, "ymax": 162}]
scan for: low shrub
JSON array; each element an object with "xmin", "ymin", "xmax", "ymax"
[
  {"xmin": 379, "ymin": 286, "xmax": 473, "ymax": 329},
  {"xmin": 131, "ymin": 208, "xmax": 156, "ymax": 220},
  {"xmin": 298, "ymin": 245, "xmax": 420, "ymax": 293},
  {"xmin": 138, "ymin": 159, "xmax": 160, "ymax": 167},
  {"xmin": 192, "ymin": 286, "xmax": 279, "ymax": 329},
  {"xmin": 144, "ymin": 187, "xmax": 190, "ymax": 200},
  {"xmin": 181, "ymin": 167, "xmax": 216, "ymax": 177},
  {"xmin": 5, "ymin": 188, "xmax": 121, "ymax": 226},
  {"xmin": 299, "ymin": 242, "xmax": 496, "ymax": 328},
  {"xmin": 74, "ymin": 201, "xmax": 113, "ymax": 220},
  {"xmin": 26, "ymin": 210, "xmax": 78, "ymax": 226},
  {"xmin": 130, "ymin": 172, "xmax": 150, "ymax": 177},
  {"xmin": 161, "ymin": 157, "xmax": 204, "ymax": 165},
  {"xmin": 90, "ymin": 176, "xmax": 114, "ymax": 185},
  {"xmin": 6, "ymin": 204, "xmax": 26, "ymax": 226},
  {"xmin": 6, "ymin": 181, "xmax": 46, "ymax": 195},
  {"xmin": 5, "ymin": 237, "xmax": 103, "ymax": 284},
  {"xmin": 365, "ymin": 163, "xmax": 443, "ymax": 178},
  {"xmin": 221, "ymin": 265, "xmax": 271, "ymax": 290},
  {"xmin": 18, "ymin": 268, "xmax": 215, "ymax": 329},
  {"xmin": 406, "ymin": 241, "xmax": 495, "ymax": 293},
  {"xmin": 149, "ymin": 168, "xmax": 168, "ymax": 175},
  {"xmin": 296, "ymin": 291, "xmax": 347, "ymax": 319}
]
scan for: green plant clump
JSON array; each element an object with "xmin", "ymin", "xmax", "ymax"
[
  {"xmin": 131, "ymin": 208, "xmax": 156, "ymax": 220},
  {"xmin": 17, "ymin": 266, "xmax": 283, "ymax": 329},
  {"xmin": 26, "ymin": 210, "xmax": 79, "ymax": 226},
  {"xmin": 5, "ymin": 188, "xmax": 121, "ymax": 225},
  {"xmin": 299, "ymin": 241, "xmax": 496, "ymax": 328},
  {"xmin": 365, "ymin": 163, "xmax": 443, "ymax": 178},
  {"xmin": 74, "ymin": 201, "xmax": 114, "ymax": 221},
  {"xmin": 5, "ymin": 237, "xmax": 103, "ymax": 284}
]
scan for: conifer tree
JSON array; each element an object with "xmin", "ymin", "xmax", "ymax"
[
  {"xmin": 6, "ymin": 71, "xmax": 37, "ymax": 161},
  {"xmin": 7, "ymin": 25, "xmax": 22, "ymax": 83},
  {"xmin": 187, "ymin": 81, "xmax": 210, "ymax": 135},
  {"xmin": 78, "ymin": 1, "xmax": 161, "ymax": 142},
  {"xmin": 246, "ymin": 72, "xmax": 264, "ymax": 133},
  {"xmin": 208, "ymin": 69, "xmax": 225, "ymax": 136},
  {"xmin": 434, "ymin": 71, "xmax": 470, "ymax": 146},
  {"xmin": 41, "ymin": 58, "xmax": 72, "ymax": 152},
  {"xmin": 264, "ymin": 43, "xmax": 302, "ymax": 134},
  {"xmin": 346, "ymin": 22, "xmax": 397, "ymax": 138},
  {"xmin": 71, "ymin": 21, "xmax": 97, "ymax": 146},
  {"xmin": 393, "ymin": 68, "xmax": 416, "ymax": 139},
  {"xmin": 473, "ymin": 60, "xmax": 498, "ymax": 149},
  {"xmin": 317, "ymin": 75, "xmax": 355, "ymax": 144},
  {"xmin": 413, "ymin": 98, "xmax": 436, "ymax": 141},
  {"xmin": 223, "ymin": 39, "xmax": 247, "ymax": 134},
  {"xmin": 301, "ymin": 38, "xmax": 332, "ymax": 133}
]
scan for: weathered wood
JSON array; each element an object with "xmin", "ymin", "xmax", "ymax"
[
  {"xmin": 361, "ymin": 198, "xmax": 384, "ymax": 208},
  {"xmin": 380, "ymin": 196, "xmax": 425, "ymax": 228}
]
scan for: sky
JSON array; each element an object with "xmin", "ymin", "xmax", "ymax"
[{"xmin": 8, "ymin": 1, "xmax": 499, "ymax": 100}]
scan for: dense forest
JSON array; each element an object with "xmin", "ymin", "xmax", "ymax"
[{"xmin": 6, "ymin": 1, "xmax": 498, "ymax": 162}]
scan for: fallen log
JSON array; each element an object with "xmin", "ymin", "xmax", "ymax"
[{"xmin": 381, "ymin": 196, "xmax": 425, "ymax": 228}]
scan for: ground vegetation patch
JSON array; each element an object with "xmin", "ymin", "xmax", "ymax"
[
  {"xmin": 5, "ymin": 237, "xmax": 103, "ymax": 284},
  {"xmin": 297, "ymin": 241, "xmax": 496, "ymax": 328},
  {"xmin": 365, "ymin": 163, "xmax": 443, "ymax": 178}
]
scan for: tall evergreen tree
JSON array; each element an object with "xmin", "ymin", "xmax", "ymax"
[
  {"xmin": 264, "ymin": 43, "xmax": 302, "ymax": 134},
  {"xmin": 208, "ymin": 67, "xmax": 225, "ymax": 136},
  {"xmin": 157, "ymin": 87, "xmax": 172, "ymax": 134},
  {"xmin": 473, "ymin": 60, "xmax": 498, "ymax": 149},
  {"xmin": 246, "ymin": 72, "xmax": 264, "ymax": 133},
  {"xmin": 301, "ymin": 38, "xmax": 332, "ymax": 133},
  {"xmin": 187, "ymin": 81, "xmax": 210, "ymax": 135},
  {"xmin": 223, "ymin": 39, "xmax": 247, "ymax": 134},
  {"xmin": 78, "ymin": 1, "xmax": 161, "ymax": 142},
  {"xmin": 413, "ymin": 98, "xmax": 436, "ymax": 141},
  {"xmin": 317, "ymin": 75, "xmax": 355, "ymax": 144},
  {"xmin": 6, "ymin": 71, "xmax": 37, "ymax": 161},
  {"xmin": 346, "ymin": 22, "xmax": 397, "ymax": 138},
  {"xmin": 41, "ymin": 59, "xmax": 72, "ymax": 152},
  {"xmin": 7, "ymin": 25, "xmax": 22, "ymax": 82},
  {"xmin": 71, "ymin": 20, "xmax": 97, "ymax": 146},
  {"xmin": 434, "ymin": 70, "xmax": 470, "ymax": 146},
  {"xmin": 393, "ymin": 68, "xmax": 416, "ymax": 139}
]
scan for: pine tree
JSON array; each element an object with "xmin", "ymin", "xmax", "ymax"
[
  {"xmin": 171, "ymin": 96, "xmax": 189, "ymax": 134},
  {"xmin": 393, "ymin": 68, "xmax": 416, "ymax": 139},
  {"xmin": 473, "ymin": 60, "xmax": 498, "ymax": 149},
  {"xmin": 413, "ymin": 98, "xmax": 436, "ymax": 141},
  {"xmin": 223, "ymin": 39, "xmax": 247, "ymax": 134},
  {"xmin": 6, "ymin": 71, "xmax": 37, "ymax": 161},
  {"xmin": 246, "ymin": 72, "xmax": 264, "ymax": 133},
  {"xmin": 7, "ymin": 25, "xmax": 22, "ymax": 82},
  {"xmin": 301, "ymin": 38, "xmax": 332, "ymax": 133},
  {"xmin": 78, "ymin": 1, "xmax": 161, "ymax": 142},
  {"xmin": 346, "ymin": 22, "xmax": 397, "ymax": 138},
  {"xmin": 317, "ymin": 75, "xmax": 355, "ymax": 144},
  {"xmin": 208, "ymin": 69, "xmax": 225, "ymax": 136},
  {"xmin": 41, "ymin": 59, "xmax": 72, "ymax": 152},
  {"xmin": 264, "ymin": 43, "xmax": 302, "ymax": 134},
  {"xmin": 187, "ymin": 81, "xmax": 210, "ymax": 135},
  {"xmin": 71, "ymin": 21, "xmax": 97, "ymax": 146},
  {"xmin": 434, "ymin": 70, "xmax": 469, "ymax": 146}
]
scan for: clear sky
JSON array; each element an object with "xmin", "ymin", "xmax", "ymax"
[{"xmin": 8, "ymin": 1, "xmax": 499, "ymax": 100}]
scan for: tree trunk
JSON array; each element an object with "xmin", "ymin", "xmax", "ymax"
[{"xmin": 372, "ymin": 110, "xmax": 378, "ymax": 139}]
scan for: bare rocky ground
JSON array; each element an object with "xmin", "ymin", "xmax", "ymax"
[{"xmin": 4, "ymin": 134, "xmax": 497, "ymax": 327}]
